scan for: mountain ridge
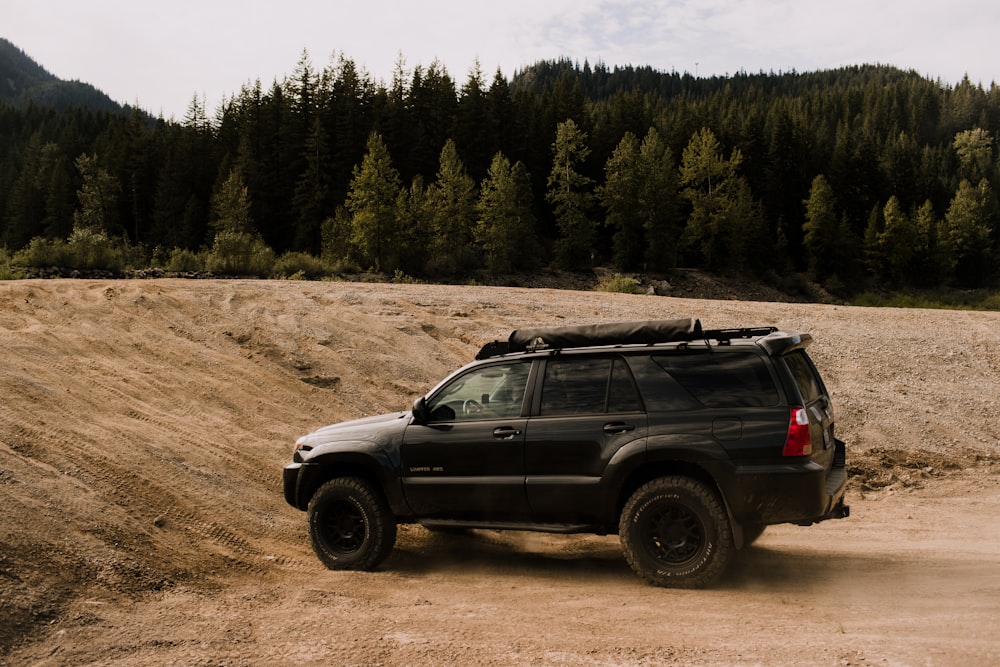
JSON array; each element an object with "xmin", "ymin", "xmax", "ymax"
[{"xmin": 0, "ymin": 37, "xmax": 124, "ymax": 112}]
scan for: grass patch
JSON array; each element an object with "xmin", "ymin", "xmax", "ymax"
[
  {"xmin": 594, "ymin": 273, "xmax": 644, "ymax": 294},
  {"xmin": 851, "ymin": 289, "xmax": 1000, "ymax": 311},
  {"xmin": 272, "ymin": 251, "xmax": 330, "ymax": 280}
]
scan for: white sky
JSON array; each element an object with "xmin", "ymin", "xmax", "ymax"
[{"xmin": 5, "ymin": 0, "xmax": 999, "ymax": 120}]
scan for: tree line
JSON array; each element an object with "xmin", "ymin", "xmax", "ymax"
[{"xmin": 1, "ymin": 54, "xmax": 998, "ymax": 291}]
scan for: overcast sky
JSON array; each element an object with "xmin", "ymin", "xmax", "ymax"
[{"xmin": 5, "ymin": 0, "xmax": 999, "ymax": 120}]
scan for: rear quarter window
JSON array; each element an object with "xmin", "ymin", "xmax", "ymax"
[
  {"xmin": 652, "ymin": 352, "xmax": 779, "ymax": 408},
  {"xmin": 782, "ymin": 351, "xmax": 824, "ymax": 403}
]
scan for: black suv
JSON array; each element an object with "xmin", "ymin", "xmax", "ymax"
[{"xmin": 283, "ymin": 318, "xmax": 848, "ymax": 588}]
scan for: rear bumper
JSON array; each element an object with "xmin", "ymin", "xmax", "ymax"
[{"xmin": 727, "ymin": 438, "xmax": 849, "ymax": 526}]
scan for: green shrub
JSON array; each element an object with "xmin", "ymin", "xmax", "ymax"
[
  {"xmin": 327, "ymin": 257, "xmax": 362, "ymax": 275},
  {"xmin": 65, "ymin": 228, "xmax": 125, "ymax": 271},
  {"xmin": 204, "ymin": 231, "xmax": 275, "ymax": 277},
  {"xmin": 272, "ymin": 251, "xmax": 329, "ymax": 279},
  {"xmin": 12, "ymin": 230, "xmax": 144, "ymax": 273},
  {"xmin": 13, "ymin": 236, "xmax": 71, "ymax": 268},
  {"xmin": 0, "ymin": 247, "xmax": 24, "ymax": 279},
  {"xmin": 164, "ymin": 247, "xmax": 204, "ymax": 273},
  {"xmin": 595, "ymin": 273, "xmax": 644, "ymax": 294},
  {"xmin": 391, "ymin": 269, "xmax": 419, "ymax": 284}
]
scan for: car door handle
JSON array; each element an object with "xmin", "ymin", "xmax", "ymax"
[
  {"xmin": 493, "ymin": 427, "xmax": 522, "ymax": 440},
  {"xmin": 603, "ymin": 422, "xmax": 635, "ymax": 434}
]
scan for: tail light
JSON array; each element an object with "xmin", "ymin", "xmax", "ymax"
[{"xmin": 782, "ymin": 407, "xmax": 813, "ymax": 457}]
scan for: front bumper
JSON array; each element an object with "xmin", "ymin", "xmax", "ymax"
[{"xmin": 283, "ymin": 462, "xmax": 305, "ymax": 509}]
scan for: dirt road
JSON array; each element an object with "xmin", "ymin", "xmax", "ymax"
[{"xmin": 1, "ymin": 279, "xmax": 998, "ymax": 665}]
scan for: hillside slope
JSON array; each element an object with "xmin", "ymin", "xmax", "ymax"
[
  {"xmin": 1, "ymin": 279, "xmax": 998, "ymax": 664},
  {"xmin": 0, "ymin": 37, "xmax": 123, "ymax": 111}
]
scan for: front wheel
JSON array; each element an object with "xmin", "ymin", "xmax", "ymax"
[
  {"xmin": 619, "ymin": 477, "xmax": 733, "ymax": 588},
  {"xmin": 307, "ymin": 477, "xmax": 397, "ymax": 571}
]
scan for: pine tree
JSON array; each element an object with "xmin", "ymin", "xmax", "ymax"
[
  {"xmin": 3, "ymin": 137, "xmax": 55, "ymax": 249},
  {"xmin": 291, "ymin": 116, "xmax": 331, "ymax": 252},
  {"xmin": 320, "ymin": 205, "xmax": 353, "ymax": 266},
  {"xmin": 941, "ymin": 179, "xmax": 994, "ymax": 287},
  {"xmin": 485, "ymin": 69, "xmax": 514, "ymax": 159},
  {"xmin": 803, "ymin": 174, "xmax": 839, "ymax": 281},
  {"xmin": 393, "ymin": 175, "xmax": 431, "ymax": 275},
  {"xmin": 455, "ymin": 61, "xmax": 492, "ymax": 180},
  {"xmin": 679, "ymin": 127, "xmax": 761, "ymax": 272},
  {"xmin": 73, "ymin": 153, "xmax": 121, "ymax": 236},
  {"xmin": 862, "ymin": 204, "xmax": 884, "ymax": 280},
  {"xmin": 877, "ymin": 196, "xmax": 918, "ymax": 286},
  {"xmin": 476, "ymin": 152, "xmax": 539, "ymax": 273},
  {"xmin": 802, "ymin": 174, "xmax": 863, "ymax": 292},
  {"xmin": 638, "ymin": 128, "xmax": 683, "ymax": 272},
  {"xmin": 327, "ymin": 56, "xmax": 376, "ymax": 207},
  {"xmin": 598, "ymin": 132, "xmax": 643, "ymax": 270},
  {"xmin": 406, "ymin": 61, "xmax": 458, "ymax": 182},
  {"xmin": 913, "ymin": 199, "xmax": 945, "ymax": 287},
  {"xmin": 345, "ymin": 132, "xmax": 403, "ymax": 272},
  {"xmin": 210, "ymin": 169, "xmax": 253, "ymax": 236},
  {"xmin": 426, "ymin": 139, "xmax": 477, "ymax": 273},
  {"xmin": 547, "ymin": 119, "xmax": 595, "ymax": 270},
  {"xmin": 952, "ymin": 128, "xmax": 994, "ymax": 184}
]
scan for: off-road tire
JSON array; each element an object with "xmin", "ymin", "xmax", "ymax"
[
  {"xmin": 307, "ymin": 477, "xmax": 397, "ymax": 571},
  {"xmin": 619, "ymin": 476, "xmax": 733, "ymax": 588}
]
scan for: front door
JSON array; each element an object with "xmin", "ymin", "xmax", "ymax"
[{"xmin": 401, "ymin": 360, "xmax": 533, "ymax": 520}]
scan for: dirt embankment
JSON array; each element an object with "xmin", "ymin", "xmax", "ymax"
[{"xmin": 1, "ymin": 279, "xmax": 998, "ymax": 666}]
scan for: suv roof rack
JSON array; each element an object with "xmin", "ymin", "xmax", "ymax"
[
  {"xmin": 701, "ymin": 326, "xmax": 779, "ymax": 344},
  {"xmin": 475, "ymin": 319, "xmax": 779, "ymax": 359}
]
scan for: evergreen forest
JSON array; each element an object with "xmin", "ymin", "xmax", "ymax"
[{"xmin": 2, "ymin": 46, "xmax": 999, "ymax": 295}]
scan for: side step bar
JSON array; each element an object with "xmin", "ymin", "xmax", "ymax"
[{"xmin": 420, "ymin": 520, "xmax": 598, "ymax": 534}]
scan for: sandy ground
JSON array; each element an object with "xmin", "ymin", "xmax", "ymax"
[{"xmin": 1, "ymin": 278, "xmax": 998, "ymax": 666}]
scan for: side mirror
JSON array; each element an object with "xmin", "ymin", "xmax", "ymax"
[{"xmin": 412, "ymin": 396, "xmax": 429, "ymax": 424}]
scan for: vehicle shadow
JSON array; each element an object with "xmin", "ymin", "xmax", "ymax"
[
  {"xmin": 383, "ymin": 528, "xmax": 866, "ymax": 591},
  {"xmin": 718, "ymin": 543, "xmax": 859, "ymax": 590},
  {"xmin": 386, "ymin": 528, "xmax": 632, "ymax": 582}
]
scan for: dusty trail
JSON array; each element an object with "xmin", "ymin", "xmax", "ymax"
[{"xmin": 1, "ymin": 279, "xmax": 998, "ymax": 665}]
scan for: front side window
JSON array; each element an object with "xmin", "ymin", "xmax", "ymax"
[
  {"xmin": 540, "ymin": 357, "xmax": 642, "ymax": 416},
  {"xmin": 427, "ymin": 362, "xmax": 531, "ymax": 421}
]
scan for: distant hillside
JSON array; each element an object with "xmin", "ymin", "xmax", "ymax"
[{"xmin": 0, "ymin": 37, "xmax": 123, "ymax": 112}]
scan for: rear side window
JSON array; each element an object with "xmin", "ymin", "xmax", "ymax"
[
  {"xmin": 540, "ymin": 357, "xmax": 642, "ymax": 416},
  {"xmin": 783, "ymin": 351, "xmax": 824, "ymax": 403},
  {"xmin": 652, "ymin": 352, "xmax": 779, "ymax": 408}
]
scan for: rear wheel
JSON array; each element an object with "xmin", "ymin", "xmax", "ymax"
[
  {"xmin": 307, "ymin": 477, "xmax": 397, "ymax": 571},
  {"xmin": 619, "ymin": 477, "xmax": 733, "ymax": 588}
]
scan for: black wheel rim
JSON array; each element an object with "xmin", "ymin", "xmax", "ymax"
[
  {"xmin": 321, "ymin": 500, "xmax": 367, "ymax": 555},
  {"xmin": 641, "ymin": 502, "xmax": 705, "ymax": 566}
]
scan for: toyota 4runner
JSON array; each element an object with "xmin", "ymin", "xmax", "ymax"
[{"xmin": 283, "ymin": 318, "xmax": 849, "ymax": 588}]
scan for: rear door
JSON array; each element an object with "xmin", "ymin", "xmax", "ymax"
[{"xmin": 524, "ymin": 356, "xmax": 647, "ymax": 522}]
